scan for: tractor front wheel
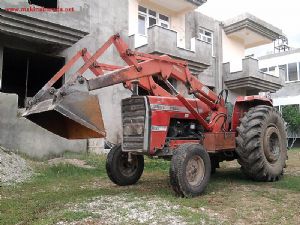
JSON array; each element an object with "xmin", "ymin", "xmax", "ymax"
[
  {"xmin": 236, "ymin": 105, "xmax": 287, "ymax": 181},
  {"xmin": 106, "ymin": 144, "xmax": 144, "ymax": 186},
  {"xmin": 169, "ymin": 144, "xmax": 211, "ymax": 197}
]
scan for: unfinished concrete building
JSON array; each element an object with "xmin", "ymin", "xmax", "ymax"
[{"xmin": 0, "ymin": 0, "xmax": 284, "ymax": 157}]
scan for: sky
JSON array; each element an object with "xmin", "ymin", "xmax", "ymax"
[{"xmin": 197, "ymin": 0, "xmax": 300, "ymax": 56}]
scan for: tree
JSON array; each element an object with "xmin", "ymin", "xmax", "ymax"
[{"xmin": 281, "ymin": 105, "xmax": 300, "ymax": 148}]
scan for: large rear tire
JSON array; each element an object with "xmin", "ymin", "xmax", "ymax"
[
  {"xmin": 236, "ymin": 105, "xmax": 287, "ymax": 181},
  {"xmin": 106, "ymin": 144, "xmax": 144, "ymax": 186},
  {"xmin": 169, "ymin": 143, "xmax": 211, "ymax": 197}
]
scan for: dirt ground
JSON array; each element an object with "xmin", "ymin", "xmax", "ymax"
[
  {"xmin": 55, "ymin": 150, "xmax": 300, "ymax": 225},
  {"xmin": 1, "ymin": 149, "xmax": 299, "ymax": 225}
]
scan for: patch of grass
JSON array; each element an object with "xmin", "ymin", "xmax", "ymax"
[
  {"xmin": 272, "ymin": 175, "xmax": 300, "ymax": 192},
  {"xmin": 0, "ymin": 161, "xmax": 115, "ymax": 225},
  {"xmin": 290, "ymin": 147, "xmax": 300, "ymax": 152},
  {"xmin": 144, "ymin": 157, "xmax": 170, "ymax": 172},
  {"xmin": 177, "ymin": 207, "xmax": 207, "ymax": 224},
  {"xmin": 62, "ymin": 151, "xmax": 107, "ymax": 168},
  {"xmin": 39, "ymin": 162, "xmax": 106, "ymax": 178},
  {"xmin": 32, "ymin": 211, "xmax": 94, "ymax": 225}
]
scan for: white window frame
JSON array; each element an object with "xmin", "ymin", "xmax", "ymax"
[
  {"xmin": 138, "ymin": 13, "xmax": 147, "ymax": 35},
  {"xmin": 198, "ymin": 27, "xmax": 214, "ymax": 56},
  {"xmin": 260, "ymin": 66, "xmax": 277, "ymax": 76},
  {"xmin": 285, "ymin": 62, "xmax": 300, "ymax": 82},
  {"xmin": 158, "ymin": 14, "xmax": 169, "ymax": 28},
  {"xmin": 260, "ymin": 63, "xmax": 300, "ymax": 82},
  {"xmin": 138, "ymin": 5, "xmax": 170, "ymax": 35},
  {"xmin": 199, "ymin": 28, "xmax": 213, "ymax": 44}
]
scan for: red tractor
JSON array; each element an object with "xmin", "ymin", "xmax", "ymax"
[{"xmin": 23, "ymin": 34, "xmax": 287, "ymax": 197}]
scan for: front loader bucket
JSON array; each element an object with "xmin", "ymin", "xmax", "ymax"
[{"xmin": 22, "ymin": 91, "xmax": 106, "ymax": 139}]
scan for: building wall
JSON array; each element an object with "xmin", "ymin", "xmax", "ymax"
[
  {"xmin": 185, "ymin": 12, "xmax": 221, "ymax": 91},
  {"xmin": 0, "ymin": 93, "xmax": 86, "ymax": 158},
  {"xmin": 222, "ymin": 31, "xmax": 245, "ymax": 72},
  {"xmin": 259, "ymin": 50, "xmax": 300, "ymax": 106},
  {"xmin": 60, "ymin": 0, "xmax": 132, "ymax": 146},
  {"xmin": 0, "ymin": 0, "xmax": 132, "ymax": 157},
  {"xmin": 227, "ymin": 88, "xmax": 247, "ymax": 103},
  {"xmin": 273, "ymin": 95, "xmax": 300, "ymax": 106},
  {"xmin": 258, "ymin": 50, "xmax": 300, "ymax": 139},
  {"xmin": 128, "ymin": 0, "xmax": 139, "ymax": 36},
  {"xmin": 128, "ymin": 0, "xmax": 187, "ymax": 48},
  {"xmin": 259, "ymin": 52, "xmax": 300, "ymax": 69},
  {"xmin": 171, "ymin": 12, "xmax": 186, "ymax": 48},
  {"xmin": 0, "ymin": 33, "xmax": 87, "ymax": 158},
  {"xmin": 0, "ymin": 0, "xmax": 90, "ymax": 31}
]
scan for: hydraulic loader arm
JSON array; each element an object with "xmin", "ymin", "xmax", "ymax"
[
  {"xmin": 24, "ymin": 34, "xmax": 228, "ymax": 139},
  {"xmin": 84, "ymin": 56, "xmax": 225, "ymax": 131},
  {"xmin": 29, "ymin": 34, "xmax": 221, "ymax": 108}
]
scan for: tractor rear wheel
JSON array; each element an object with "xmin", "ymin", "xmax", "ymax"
[
  {"xmin": 106, "ymin": 144, "xmax": 144, "ymax": 186},
  {"xmin": 236, "ymin": 105, "xmax": 287, "ymax": 181},
  {"xmin": 169, "ymin": 143, "xmax": 211, "ymax": 197}
]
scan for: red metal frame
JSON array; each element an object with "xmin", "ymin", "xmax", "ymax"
[
  {"xmin": 231, "ymin": 96, "xmax": 273, "ymax": 132},
  {"xmin": 33, "ymin": 34, "xmax": 272, "ymax": 153},
  {"xmin": 43, "ymin": 34, "xmax": 227, "ymax": 134}
]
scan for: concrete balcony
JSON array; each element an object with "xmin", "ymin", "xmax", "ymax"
[
  {"xmin": 129, "ymin": 25, "xmax": 212, "ymax": 76},
  {"xmin": 223, "ymin": 57, "xmax": 284, "ymax": 93},
  {"xmin": 223, "ymin": 13, "xmax": 282, "ymax": 48},
  {"xmin": 1, "ymin": 1, "xmax": 89, "ymax": 29},
  {"xmin": 186, "ymin": 0, "xmax": 207, "ymax": 6},
  {"xmin": 0, "ymin": 9, "xmax": 88, "ymax": 49},
  {"xmin": 0, "ymin": 2, "xmax": 89, "ymax": 49},
  {"xmin": 145, "ymin": 0, "xmax": 206, "ymax": 13}
]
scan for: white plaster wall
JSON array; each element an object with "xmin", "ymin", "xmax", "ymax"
[
  {"xmin": 128, "ymin": 0, "xmax": 139, "ymax": 36},
  {"xmin": 259, "ymin": 53, "xmax": 300, "ymax": 69},
  {"xmin": 259, "ymin": 52, "xmax": 300, "ymax": 108},
  {"xmin": 228, "ymin": 89, "xmax": 247, "ymax": 104},
  {"xmin": 128, "ymin": 0, "xmax": 187, "ymax": 48},
  {"xmin": 273, "ymin": 96, "xmax": 300, "ymax": 107},
  {"xmin": 171, "ymin": 12, "xmax": 186, "ymax": 48},
  {"xmin": 60, "ymin": 0, "xmax": 132, "ymax": 146},
  {"xmin": 222, "ymin": 30, "xmax": 245, "ymax": 72}
]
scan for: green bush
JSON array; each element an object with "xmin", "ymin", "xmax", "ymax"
[{"xmin": 281, "ymin": 105, "xmax": 300, "ymax": 133}]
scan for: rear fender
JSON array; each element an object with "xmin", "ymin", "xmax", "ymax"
[{"xmin": 231, "ymin": 96, "xmax": 273, "ymax": 132}]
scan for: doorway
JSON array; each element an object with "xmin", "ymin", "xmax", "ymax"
[{"xmin": 1, "ymin": 47, "xmax": 65, "ymax": 107}]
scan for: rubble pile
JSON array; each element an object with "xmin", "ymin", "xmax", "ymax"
[{"xmin": 0, "ymin": 146, "xmax": 33, "ymax": 185}]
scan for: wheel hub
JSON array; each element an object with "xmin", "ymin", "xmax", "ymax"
[
  {"xmin": 263, "ymin": 125, "xmax": 281, "ymax": 163},
  {"xmin": 186, "ymin": 156, "xmax": 205, "ymax": 186},
  {"xmin": 119, "ymin": 153, "xmax": 138, "ymax": 177}
]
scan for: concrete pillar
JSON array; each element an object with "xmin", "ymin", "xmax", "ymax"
[
  {"xmin": 87, "ymin": 138, "xmax": 108, "ymax": 154},
  {"xmin": 215, "ymin": 23, "xmax": 223, "ymax": 93}
]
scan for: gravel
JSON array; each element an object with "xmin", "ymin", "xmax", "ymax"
[
  {"xmin": 0, "ymin": 146, "xmax": 33, "ymax": 185},
  {"xmin": 58, "ymin": 194, "xmax": 188, "ymax": 225},
  {"xmin": 47, "ymin": 158, "xmax": 95, "ymax": 169},
  {"xmin": 56, "ymin": 194, "xmax": 224, "ymax": 225}
]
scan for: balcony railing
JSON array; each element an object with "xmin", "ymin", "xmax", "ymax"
[
  {"xmin": 223, "ymin": 57, "xmax": 284, "ymax": 92},
  {"xmin": 129, "ymin": 25, "xmax": 212, "ymax": 76}
]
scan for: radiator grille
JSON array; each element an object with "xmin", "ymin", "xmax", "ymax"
[{"xmin": 122, "ymin": 97, "xmax": 148, "ymax": 152}]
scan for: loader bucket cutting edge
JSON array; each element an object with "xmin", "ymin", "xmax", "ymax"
[{"xmin": 22, "ymin": 91, "xmax": 106, "ymax": 139}]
